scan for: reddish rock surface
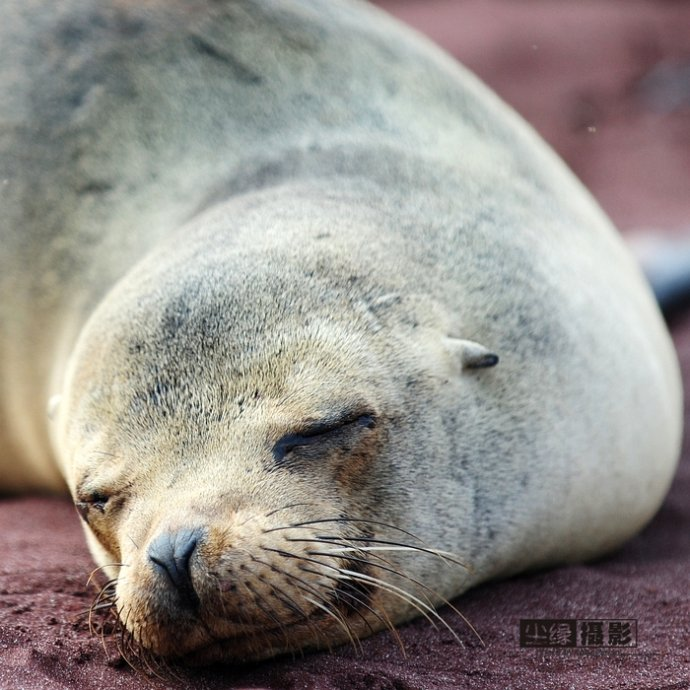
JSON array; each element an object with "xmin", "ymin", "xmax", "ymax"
[{"xmin": 2, "ymin": 2, "xmax": 690, "ymax": 688}]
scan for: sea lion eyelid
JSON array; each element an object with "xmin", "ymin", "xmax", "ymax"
[
  {"xmin": 74, "ymin": 479, "xmax": 111, "ymax": 509},
  {"xmin": 74, "ymin": 491, "xmax": 110, "ymax": 524},
  {"xmin": 298, "ymin": 411, "xmax": 376, "ymax": 437},
  {"xmin": 76, "ymin": 491, "xmax": 110, "ymax": 509},
  {"xmin": 273, "ymin": 412, "xmax": 376, "ymax": 462}
]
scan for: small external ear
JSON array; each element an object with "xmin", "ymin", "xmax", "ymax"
[
  {"xmin": 445, "ymin": 338, "xmax": 499, "ymax": 370},
  {"xmin": 47, "ymin": 394, "xmax": 62, "ymax": 420}
]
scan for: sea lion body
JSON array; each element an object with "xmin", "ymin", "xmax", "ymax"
[{"xmin": 0, "ymin": 0, "xmax": 682, "ymax": 664}]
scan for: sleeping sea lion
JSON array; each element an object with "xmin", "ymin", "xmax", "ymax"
[{"xmin": 0, "ymin": 0, "xmax": 681, "ymax": 664}]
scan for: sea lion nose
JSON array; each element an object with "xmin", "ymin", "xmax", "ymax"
[{"xmin": 148, "ymin": 527, "xmax": 205, "ymax": 609}]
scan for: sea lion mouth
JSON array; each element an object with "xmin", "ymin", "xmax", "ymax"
[
  {"xmin": 177, "ymin": 555, "xmax": 377, "ymax": 662},
  {"xmin": 122, "ymin": 573, "xmax": 375, "ymax": 667},
  {"xmin": 87, "ymin": 511, "xmax": 472, "ymax": 666},
  {"xmin": 93, "ymin": 540, "xmax": 380, "ymax": 664}
]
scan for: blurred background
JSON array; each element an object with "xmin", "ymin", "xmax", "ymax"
[{"xmin": 375, "ymin": 0, "xmax": 690, "ymax": 235}]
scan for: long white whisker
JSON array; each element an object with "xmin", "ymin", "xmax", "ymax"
[
  {"xmin": 301, "ymin": 595, "xmax": 362, "ymax": 652},
  {"xmin": 315, "ymin": 546, "xmax": 484, "ymax": 647},
  {"xmin": 286, "ymin": 536, "xmax": 470, "ymax": 570},
  {"xmin": 315, "ymin": 545, "xmax": 461, "ymax": 559},
  {"xmin": 335, "ymin": 567, "xmax": 464, "ymax": 646}
]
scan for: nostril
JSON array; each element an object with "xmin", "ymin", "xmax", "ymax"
[{"xmin": 148, "ymin": 527, "xmax": 205, "ymax": 609}]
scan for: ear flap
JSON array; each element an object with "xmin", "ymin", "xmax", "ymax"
[{"xmin": 444, "ymin": 338, "xmax": 499, "ymax": 370}]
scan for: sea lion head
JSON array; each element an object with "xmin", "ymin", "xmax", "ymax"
[{"xmin": 51, "ymin": 192, "xmax": 494, "ymax": 663}]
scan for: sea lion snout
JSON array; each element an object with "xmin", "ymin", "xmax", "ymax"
[{"xmin": 147, "ymin": 527, "xmax": 206, "ymax": 610}]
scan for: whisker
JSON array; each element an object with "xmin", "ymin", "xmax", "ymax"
[
  {"xmin": 238, "ymin": 571, "xmax": 297, "ymax": 650},
  {"xmin": 304, "ymin": 595, "xmax": 361, "ymax": 653},
  {"xmin": 88, "ymin": 597, "xmax": 115, "ymax": 635},
  {"xmin": 263, "ymin": 517, "xmax": 423, "ymax": 544},
  {"xmin": 257, "ymin": 560, "xmax": 324, "ymax": 609},
  {"xmin": 264, "ymin": 545, "xmax": 445, "ymax": 642},
  {"xmin": 287, "ymin": 536, "xmax": 469, "ymax": 570},
  {"xmin": 252, "ymin": 593, "xmax": 294, "ymax": 649},
  {"xmin": 249, "ymin": 578, "xmax": 308, "ymax": 627},
  {"xmin": 295, "ymin": 561, "xmax": 407, "ymax": 656},
  {"xmin": 316, "ymin": 544, "xmax": 465, "ymax": 562},
  {"xmin": 93, "ymin": 579, "xmax": 118, "ymax": 598},
  {"xmin": 307, "ymin": 545, "xmax": 483, "ymax": 647},
  {"xmin": 264, "ymin": 502, "xmax": 318, "ymax": 520},
  {"xmin": 139, "ymin": 647, "xmax": 167, "ymax": 682},
  {"xmin": 236, "ymin": 502, "xmax": 318, "ymax": 529},
  {"xmin": 335, "ymin": 566, "xmax": 465, "ymax": 646},
  {"xmin": 269, "ymin": 516, "xmax": 475, "ymax": 575},
  {"xmin": 261, "ymin": 554, "xmax": 367, "ymax": 653},
  {"xmin": 85, "ymin": 564, "xmax": 125, "ymax": 589},
  {"xmin": 88, "ymin": 601, "xmax": 116, "ymax": 613},
  {"xmin": 254, "ymin": 580, "xmax": 339, "ymax": 656},
  {"xmin": 275, "ymin": 542, "xmax": 464, "ymax": 646},
  {"xmin": 114, "ymin": 605, "xmax": 138, "ymax": 673}
]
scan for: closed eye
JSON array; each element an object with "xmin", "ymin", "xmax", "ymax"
[
  {"xmin": 273, "ymin": 412, "xmax": 376, "ymax": 464},
  {"xmin": 74, "ymin": 491, "xmax": 110, "ymax": 524}
]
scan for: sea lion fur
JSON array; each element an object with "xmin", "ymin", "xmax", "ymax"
[{"xmin": 0, "ymin": 0, "xmax": 682, "ymax": 664}]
